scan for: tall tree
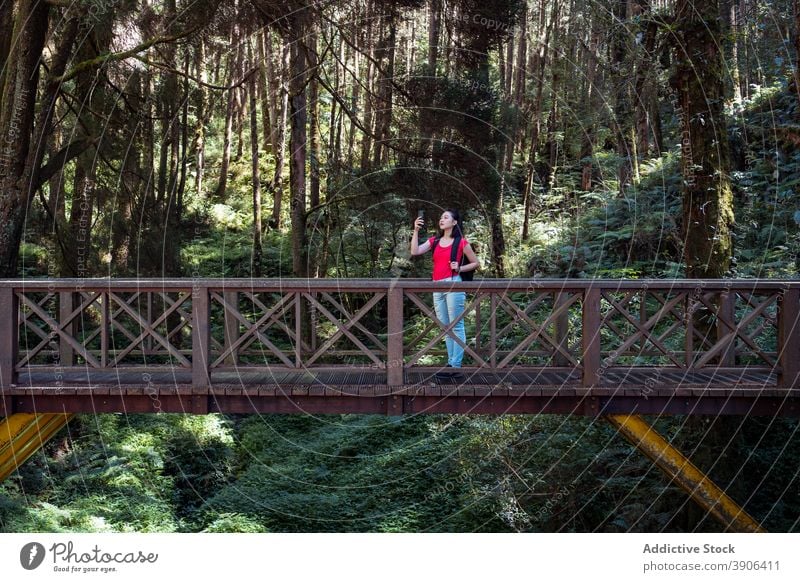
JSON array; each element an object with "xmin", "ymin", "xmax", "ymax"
[
  {"xmin": 671, "ymin": 0, "xmax": 734, "ymax": 277},
  {"xmin": 0, "ymin": 0, "xmax": 49, "ymax": 276},
  {"xmin": 193, "ymin": 38, "xmax": 208, "ymax": 196},
  {"xmin": 372, "ymin": 2, "xmax": 398, "ymax": 167},
  {"xmin": 288, "ymin": 24, "xmax": 310, "ymax": 277},
  {"xmin": 794, "ymin": 0, "xmax": 800, "ymax": 110},
  {"xmin": 308, "ymin": 27, "xmax": 321, "ymax": 209},
  {"xmin": 214, "ymin": 23, "xmax": 242, "ymax": 200},
  {"xmin": 522, "ymin": 0, "xmax": 556, "ymax": 241},
  {"xmin": 611, "ymin": 0, "xmax": 634, "ymax": 196},
  {"xmin": 428, "ymin": 0, "xmax": 441, "ymax": 70},
  {"xmin": 248, "ymin": 38, "xmax": 263, "ymax": 276}
]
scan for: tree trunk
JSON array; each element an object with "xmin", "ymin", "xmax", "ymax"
[
  {"xmin": 504, "ymin": 33, "xmax": 514, "ymax": 97},
  {"xmin": 507, "ymin": 12, "xmax": 528, "ymax": 171},
  {"xmin": 522, "ymin": 0, "xmax": 557, "ymax": 241},
  {"xmin": 267, "ymin": 35, "xmax": 288, "ymax": 229},
  {"xmin": 739, "ymin": 0, "xmax": 750, "ymax": 100},
  {"xmin": 308, "ymin": 29, "xmax": 321, "ymax": 209},
  {"xmin": 513, "ymin": 10, "xmax": 527, "ymax": 109},
  {"xmin": 359, "ymin": 2, "xmax": 375, "ymax": 171},
  {"xmin": 428, "ymin": 0, "xmax": 441, "ymax": 71},
  {"xmin": 0, "ymin": 0, "xmax": 13, "ymax": 116},
  {"xmin": 580, "ymin": 27, "xmax": 599, "ymax": 192},
  {"xmin": 348, "ymin": 33, "xmax": 359, "ymax": 167},
  {"xmin": 0, "ymin": 1, "xmax": 49, "ymax": 276},
  {"xmin": 249, "ymin": 39, "xmax": 262, "ymax": 277},
  {"xmin": 257, "ymin": 30, "xmax": 272, "ymax": 155},
  {"xmin": 24, "ymin": 14, "xmax": 80, "ymax": 277},
  {"xmin": 288, "ymin": 25, "xmax": 308, "ymax": 277},
  {"xmin": 794, "ymin": 0, "xmax": 800, "ymax": 110},
  {"xmin": 177, "ymin": 55, "xmax": 190, "ymax": 223},
  {"xmin": 194, "ymin": 38, "xmax": 207, "ymax": 196},
  {"xmin": 633, "ymin": 0, "xmax": 657, "ymax": 160},
  {"xmin": 612, "ymin": 0, "xmax": 634, "ymax": 196},
  {"xmin": 672, "ymin": 0, "xmax": 734, "ymax": 278},
  {"xmin": 722, "ymin": 0, "xmax": 742, "ymax": 102},
  {"xmin": 214, "ymin": 27, "xmax": 240, "ymax": 200},
  {"xmin": 543, "ymin": 68, "xmax": 560, "ymax": 194},
  {"xmin": 373, "ymin": 5, "xmax": 396, "ymax": 168},
  {"xmin": 64, "ymin": 21, "xmax": 113, "ymax": 277},
  {"xmin": 113, "ymin": 70, "xmax": 142, "ymax": 274}
]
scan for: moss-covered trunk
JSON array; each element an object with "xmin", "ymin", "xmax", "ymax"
[{"xmin": 671, "ymin": 0, "xmax": 734, "ymax": 279}]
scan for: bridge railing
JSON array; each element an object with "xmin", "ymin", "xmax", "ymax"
[{"xmin": 1, "ymin": 279, "xmax": 798, "ymax": 389}]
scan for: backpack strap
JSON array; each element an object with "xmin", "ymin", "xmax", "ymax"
[
  {"xmin": 450, "ymin": 236, "xmax": 460, "ymax": 271},
  {"xmin": 451, "ymin": 236, "xmax": 469, "ymax": 275}
]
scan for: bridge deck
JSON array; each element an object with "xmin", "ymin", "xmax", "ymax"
[
  {"xmin": 4, "ymin": 368, "xmax": 797, "ymax": 416},
  {"xmin": 3, "ymin": 278, "xmax": 800, "ymax": 416}
]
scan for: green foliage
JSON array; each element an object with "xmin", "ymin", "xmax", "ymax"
[{"xmin": 0, "ymin": 414, "xmax": 235, "ymax": 533}]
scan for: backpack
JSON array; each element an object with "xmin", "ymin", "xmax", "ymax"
[{"xmin": 431, "ymin": 236, "xmax": 474, "ymax": 281}]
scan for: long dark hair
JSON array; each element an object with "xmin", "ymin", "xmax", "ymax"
[{"xmin": 437, "ymin": 208, "xmax": 464, "ymax": 239}]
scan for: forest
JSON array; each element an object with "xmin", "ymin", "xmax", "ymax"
[{"xmin": 1, "ymin": 0, "xmax": 799, "ymax": 532}]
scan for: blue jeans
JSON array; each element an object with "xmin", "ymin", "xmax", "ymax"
[{"xmin": 433, "ymin": 275, "xmax": 466, "ymax": 368}]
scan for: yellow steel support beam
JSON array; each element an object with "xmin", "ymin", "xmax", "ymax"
[
  {"xmin": 0, "ymin": 414, "xmax": 73, "ymax": 482},
  {"xmin": 605, "ymin": 414, "xmax": 765, "ymax": 532}
]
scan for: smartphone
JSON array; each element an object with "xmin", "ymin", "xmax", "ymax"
[{"xmin": 417, "ymin": 209, "xmax": 425, "ymax": 219}]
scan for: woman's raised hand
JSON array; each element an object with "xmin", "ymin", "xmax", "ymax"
[{"xmin": 414, "ymin": 217, "xmax": 424, "ymax": 231}]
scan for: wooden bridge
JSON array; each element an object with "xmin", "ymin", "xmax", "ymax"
[
  {"xmin": 2, "ymin": 277, "xmax": 797, "ymax": 531},
  {"xmin": 1, "ymin": 278, "xmax": 798, "ymax": 417}
]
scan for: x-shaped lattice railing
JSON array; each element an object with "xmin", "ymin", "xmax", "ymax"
[
  {"xmin": 601, "ymin": 290, "xmax": 687, "ymax": 367},
  {"xmin": 493, "ymin": 291, "xmax": 581, "ymax": 368},
  {"xmin": 211, "ymin": 291, "xmax": 299, "ymax": 367},
  {"xmin": 302, "ymin": 292, "xmax": 387, "ymax": 366},
  {"xmin": 18, "ymin": 291, "xmax": 103, "ymax": 367}
]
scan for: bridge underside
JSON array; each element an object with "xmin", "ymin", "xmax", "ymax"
[{"xmin": 4, "ymin": 368, "xmax": 799, "ymax": 416}]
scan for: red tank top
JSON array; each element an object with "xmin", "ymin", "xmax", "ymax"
[{"xmin": 428, "ymin": 237, "xmax": 468, "ymax": 281}]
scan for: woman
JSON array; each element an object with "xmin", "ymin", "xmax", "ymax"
[{"xmin": 410, "ymin": 209, "xmax": 480, "ymax": 378}]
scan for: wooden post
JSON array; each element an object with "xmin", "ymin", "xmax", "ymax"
[
  {"xmin": 685, "ymin": 292, "xmax": 694, "ymax": 368},
  {"xmin": 100, "ymin": 291, "xmax": 109, "ymax": 368},
  {"xmin": 146, "ymin": 292, "xmax": 153, "ymax": 354},
  {"xmin": 59, "ymin": 291, "xmax": 74, "ymax": 366},
  {"xmin": 295, "ymin": 292, "xmax": 302, "ymax": 368},
  {"xmin": 223, "ymin": 290, "xmax": 239, "ymax": 365},
  {"xmin": 474, "ymin": 297, "xmax": 482, "ymax": 357},
  {"xmin": 386, "ymin": 282, "xmax": 404, "ymax": 387},
  {"xmin": 582, "ymin": 287, "xmax": 601, "ymax": 387},
  {"xmin": 192, "ymin": 285, "xmax": 211, "ymax": 392},
  {"xmin": 778, "ymin": 288, "xmax": 800, "ymax": 388},
  {"xmin": 554, "ymin": 291, "xmax": 569, "ymax": 366},
  {"xmin": 717, "ymin": 290, "xmax": 736, "ymax": 366},
  {"xmin": 490, "ymin": 293, "xmax": 497, "ymax": 369},
  {"xmin": 0, "ymin": 287, "xmax": 18, "ymax": 389}
]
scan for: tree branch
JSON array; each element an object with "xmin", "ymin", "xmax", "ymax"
[
  {"xmin": 317, "ymin": 72, "xmax": 424, "ymax": 159},
  {"xmin": 134, "ymin": 56, "xmax": 259, "ymax": 91},
  {"xmin": 32, "ymin": 137, "xmax": 97, "ymax": 192},
  {"xmin": 54, "ymin": 27, "xmax": 200, "ymax": 84}
]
